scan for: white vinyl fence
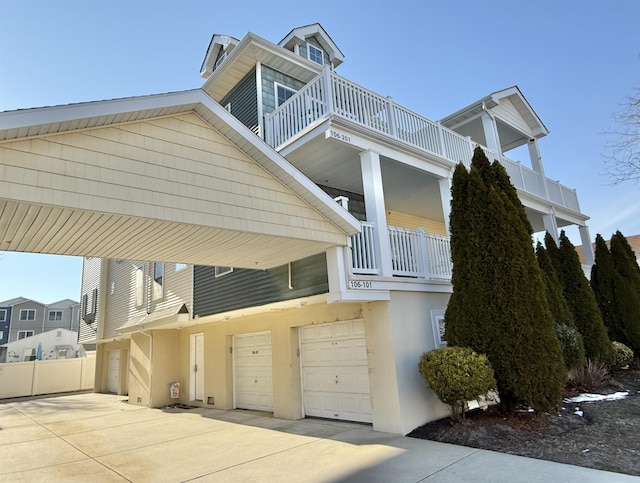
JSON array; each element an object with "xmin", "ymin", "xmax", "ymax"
[{"xmin": 0, "ymin": 353, "xmax": 95, "ymax": 399}]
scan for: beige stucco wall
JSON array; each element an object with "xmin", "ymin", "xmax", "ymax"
[
  {"xmin": 363, "ymin": 291, "xmax": 451, "ymax": 434},
  {"xmin": 119, "ymin": 290, "xmax": 451, "ymax": 435}
]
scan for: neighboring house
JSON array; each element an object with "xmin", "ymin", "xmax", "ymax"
[
  {"xmin": 0, "ymin": 297, "xmax": 80, "ymax": 344},
  {"xmin": 0, "ymin": 303, "xmax": 10, "ymax": 345},
  {"xmin": 575, "ymin": 234, "xmax": 640, "ymax": 273},
  {"xmin": 65, "ymin": 23, "xmax": 593, "ymax": 435},
  {"xmin": 0, "ymin": 328, "xmax": 84, "ymax": 363}
]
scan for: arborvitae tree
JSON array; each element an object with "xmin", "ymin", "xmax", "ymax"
[
  {"xmin": 536, "ymin": 242, "xmax": 576, "ymax": 329},
  {"xmin": 591, "ymin": 235, "xmax": 623, "ymax": 341},
  {"xmin": 445, "ymin": 147, "xmax": 565, "ymax": 414},
  {"xmin": 545, "ymin": 231, "xmax": 614, "ymax": 365},
  {"xmin": 609, "ymin": 232, "xmax": 640, "ymax": 353}
]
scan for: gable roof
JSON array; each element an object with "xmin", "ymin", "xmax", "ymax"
[
  {"xmin": 0, "ymin": 89, "xmax": 359, "ymax": 237},
  {"xmin": 200, "ymin": 34, "xmax": 240, "ymax": 79},
  {"xmin": 440, "ymin": 86, "xmax": 549, "ymax": 138},
  {"xmin": 0, "ymin": 90, "xmax": 360, "ymax": 268},
  {"xmin": 278, "ymin": 23, "xmax": 345, "ymax": 68},
  {"xmin": 0, "ymin": 297, "xmax": 43, "ymax": 307}
]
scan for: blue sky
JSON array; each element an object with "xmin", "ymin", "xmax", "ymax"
[{"xmin": 1, "ymin": 0, "xmax": 639, "ymax": 303}]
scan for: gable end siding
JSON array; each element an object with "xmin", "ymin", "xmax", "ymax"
[
  {"xmin": 220, "ymin": 68, "xmax": 259, "ymax": 134},
  {"xmin": 193, "ymin": 253, "xmax": 328, "ymax": 317}
]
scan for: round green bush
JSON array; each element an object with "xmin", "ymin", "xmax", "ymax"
[
  {"xmin": 554, "ymin": 324, "xmax": 586, "ymax": 370},
  {"xmin": 611, "ymin": 341, "xmax": 634, "ymax": 371},
  {"xmin": 418, "ymin": 346, "xmax": 496, "ymax": 421}
]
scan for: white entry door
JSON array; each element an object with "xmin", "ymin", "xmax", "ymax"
[
  {"xmin": 234, "ymin": 331, "xmax": 273, "ymax": 411},
  {"xmin": 107, "ymin": 350, "xmax": 120, "ymax": 394},
  {"xmin": 190, "ymin": 333, "xmax": 204, "ymax": 401},
  {"xmin": 300, "ymin": 320, "xmax": 372, "ymax": 423}
]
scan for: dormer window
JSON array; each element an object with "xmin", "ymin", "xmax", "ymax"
[
  {"xmin": 308, "ymin": 44, "xmax": 324, "ymax": 65},
  {"xmin": 214, "ymin": 51, "xmax": 228, "ymax": 69}
]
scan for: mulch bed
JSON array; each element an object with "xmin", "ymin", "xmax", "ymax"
[{"xmin": 408, "ymin": 369, "xmax": 640, "ymax": 476}]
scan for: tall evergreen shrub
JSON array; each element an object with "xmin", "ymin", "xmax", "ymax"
[
  {"xmin": 609, "ymin": 232, "xmax": 640, "ymax": 353},
  {"xmin": 545, "ymin": 232, "xmax": 614, "ymax": 365},
  {"xmin": 445, "ymin": 147, "xmax": 566, "ymax": 414}
]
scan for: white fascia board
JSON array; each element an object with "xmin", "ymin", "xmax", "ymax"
[{"xmin": 0, "ymin": 90, "xmax": 203, "ymax": 139}]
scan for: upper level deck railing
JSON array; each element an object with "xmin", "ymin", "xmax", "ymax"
[{"xmin": 264, "ymin": 68, "xmax": 580, "ymax": 213}]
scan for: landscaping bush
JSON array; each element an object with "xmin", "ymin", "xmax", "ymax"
[
  {"xmin": 418, "ymin": 346, "xmax": 496, "ymax": 422},
  {"xmin": 567, "ymin": 359, "xmax": 610, "ymax": 392},
  {"xmin": 554, "ymin": 323, "xmax": 585, "ymax": 370},
  {"xmin": 611, "ymin": 341, "xmax": 634, "ymax": 371}
]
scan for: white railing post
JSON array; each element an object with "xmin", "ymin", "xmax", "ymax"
[
  {"xmin": 437, "ymin": 122, "xmax": 447, "ymax": 158},
  {"xmin": 322, "ymin": 65, "xmax": 333, "ymax": 116},
  {"xmin": 386, "ymin": 96, "xmax": 396, "ymax": 137}
]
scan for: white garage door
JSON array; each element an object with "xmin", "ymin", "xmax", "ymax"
[
  {"xmin": 234, "ymin": 331, "xmax": 273, "ymax": 411},
  {"xmin": 301, "ymin": 320, "xmax": 372, "ymax": 423}
]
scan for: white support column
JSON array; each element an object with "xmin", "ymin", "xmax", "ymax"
[
  {"xmin": 360, "ymin": 149, "xmax": 393, "ymax": 277},
  {"xmin": 542, "ymin": 213, "xmax": 559, "ymax": 241},
  {"xmin": 438, "ymin": 176, "xmax": 452, "ymax": 237},
  {"xmin": 256, "ymin": 62, "xmax": 264, "ymax": 139},
  {"xmin": 579, "ymin": 225, "xmax": 595, "ymax": 266},
  {"xmin": 480, "ymin": 112, "xmax": 501, "ymax": 160},
  {"xmin": 528, "ymin": 138, "xmax": 551, "ymax": 200}
]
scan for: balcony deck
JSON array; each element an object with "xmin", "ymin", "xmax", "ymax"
[{"xmin": 264, "ymin": 68, "xmax": 580, "ymax": 213}]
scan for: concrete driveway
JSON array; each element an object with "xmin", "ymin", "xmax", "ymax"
[{"xmin": 0, "ymin": 392, "xmax": 636, "ymax": 482}]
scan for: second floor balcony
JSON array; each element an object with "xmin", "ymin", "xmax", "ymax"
[
  {"xmin": 350, "ymin": 223, "xmax": 452, "ymax": 282},
  {"xmin": 264, "ymin": 68, "xmax": 580, "ymax": 214}
]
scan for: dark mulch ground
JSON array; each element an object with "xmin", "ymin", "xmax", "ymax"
[{"xmin": 408, "ymin": 369, "xmax": 640, "ymax": 477}]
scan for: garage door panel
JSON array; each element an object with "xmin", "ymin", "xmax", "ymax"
[
  {"xmin": 234, "ymin": 332, "xmax": 273, "ymax": 412},
  {"xmin": 301, "ymin": 320, "xmax": 372, "ymax": 423}
]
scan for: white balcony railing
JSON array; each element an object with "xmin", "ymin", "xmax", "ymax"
[
  {"xmin": 264, "ymin": 68, "xmax": 580, "ymax": 213},
  {"xmin": 351, "ymin": 224, "xmax": 452, "ymax": 281}
]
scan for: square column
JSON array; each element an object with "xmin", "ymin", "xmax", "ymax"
[
  {"xmin": 579, "ymin": 225, "xmax": 595, "ymax": 266},
  {"xmin": 360, "ymin": 149, "xmax": 393, "ymax": 276},
  {"xmin": 438, "ymin": 176, "xmax": 452, "ymax": 237}
]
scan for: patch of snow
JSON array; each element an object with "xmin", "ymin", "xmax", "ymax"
[
  {"xmin": 574, "ymin": 409, "xmax": 583, "ymax": 417},
  {"xmin": 564, "ymin": 391, "xmax": 629, "ymax": 403}
]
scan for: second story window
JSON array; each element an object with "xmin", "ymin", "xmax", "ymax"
[
  {"xmin": 215, "ymin": 266, "xmax": 233, "ymax": 278},
  {"xmin": 48, "ymin": 310, "xmax": 63, "ymax": 321},
  {"xmin": 0, "ymin": 309, "xmax": 6, "ymax": 322},
  {"xmin": 18, "ymin": 330, "xmax": 34, "ymax": 339},
  {"xmin": 19, "ymin": 309, "xmax": 36, "ymax": 321},
  {"xmin": 308, "ymin": 44, "xmax": 324, "ymax": 65},
  {"xmin": 275, "ymin": 83, "xmax": 296, "ymax": 107},
  {"xmin": 153, "ymin": 262, "xmax": 164, "ymax": 300},
  {"xmin": 135, "ymin": 265, "xmax": 144, "ymax": 306}
]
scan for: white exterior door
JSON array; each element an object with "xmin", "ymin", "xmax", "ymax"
[
  {"xmin": 107, "ymin": 350, "xmax": 120, "ymax": 394},
  {"xmin": 234, "ymin": 331, "xmax": 273, "ymax": 411},
  {"xmin": 300, "ymin": 320, "xmax": 372, "ymax": 423},
  {"xmin": 190, "ymin": 333, "xmax": 204, "ymax": 401}
]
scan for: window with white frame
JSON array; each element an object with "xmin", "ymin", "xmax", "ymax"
[
  {"xmin": 0, "ymin": 331, "xmax": 3, "ymax": 339},
  {"xmin": 431, "ymin": 310, "xmax": 447, "ymax": 348},
  {"xmin": 214, "ymin": 266, "xmax": 233, "ymax": 278},
  {"xmin": 48, "ymin": 310, "xmax": 63, "ymax": 321},
  {"xmin": 175, "ymin": 263, "xmax": 187, "ymax": 272},
  {"xmin": 275, "ymin": 83, "xmax": 296, "ymax": 107},
  {"xmin": 307, "ymin": 44, "xmax": 324, "ymax": 65},
  {"xmin": 0, "ymin": 309, "xmax": 6, "ymax": 322},
  {"xmin": 19, "ymin": 309, "xmax": 36, "ymax": 321},
  {"xmin": 153, "ymin": 262, "xmax": 164, "ymax": 300},
  {"xmin": 18, "ymin": 330, "xmax": 34, "ymax": 340},
  {"xmin": 135, "ymin": 265, "xmax": 144, "ymax": 306}
]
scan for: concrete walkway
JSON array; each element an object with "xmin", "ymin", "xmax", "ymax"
[{"xmin": 0, "ymin": 393, "xmax": 637, "ymax": 482}]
